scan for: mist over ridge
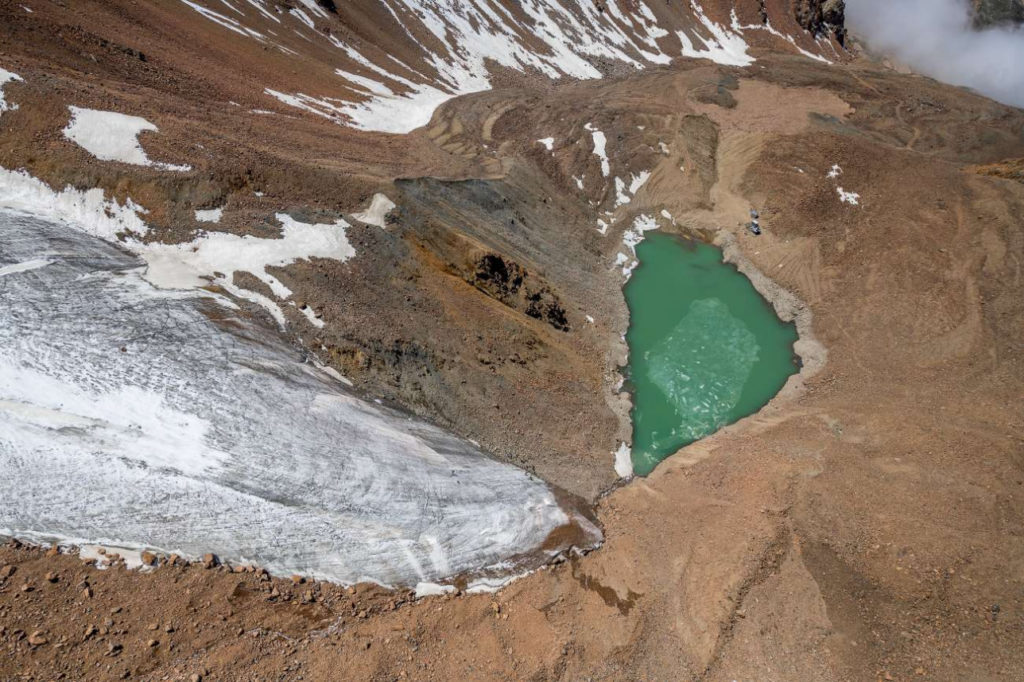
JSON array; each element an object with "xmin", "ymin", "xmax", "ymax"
[{"xmin": 846, "ymin": 0, "xmax": 1024, "ymax": 108}]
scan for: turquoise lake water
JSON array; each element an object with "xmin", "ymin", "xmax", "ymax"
[{"xmin": 624, "ymin": 232, "xmax": 800, "ymax": 475}]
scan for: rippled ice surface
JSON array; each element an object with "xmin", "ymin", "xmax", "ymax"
[
  {"xmin": 647, "ymin": 298, "xmax": 760, "ymax": 449},
  {"xmin": 0, "ymin": 211, "xmax": 579, "ymax": 585}
]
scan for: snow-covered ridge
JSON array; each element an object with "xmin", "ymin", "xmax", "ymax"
[
  {"xmin": 679, "ymin": 5, "xmax": 754, "ymax": 66},
  {"xmin": 178, "ymin": 0, "xmax": 823, "ymax": 134},
  {"xmin": 321, "ymin": 0, "xmax": 743, "ymax": 133},
  {"xmin": 171, "ymin": 0, "xmax": 838, "ymax": 134}
]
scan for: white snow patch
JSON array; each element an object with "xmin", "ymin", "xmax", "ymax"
[
  {"xmin": 350, "ymin": 193, "xmax": 395, "ymax": 228},
  {"xmin": 63, "ymin": 106, "xmax": 191, "ymax": 171},
  {"xmin": 573, "ymin": 175, "xmax": 585, "ymax": 190},
  {"xmin": 537, "ymin": 137, "xmax": 554, "ymax": 151},
  {"xmin": 263, "ymin": 89, "xmax": 345, "ymax": 122},
  {"xmin": 295, "ymin": 302, "xmax": 325, "ymax": 328},
  {"xmin": 142, "ymin": 213, "xmax": 354, "ymax": 301},
  {"xmin": 79, "ymin": 545, "xmax": 154, "ymax": 571},
  {"xmin": 836, "ymin": 187, "xmax": 860, "ymax": 205},
  {"xmin": 0, "ymin": 168, "xmax": 149, "ymax": 241},
  {"xmin": 214, "ymin": 273, "xmax": 288, "ymax": 325},
  {"xmin": 614, "ymin": 170, "xmax": 651, "ymax": 207},
  {"xmin": 614, "ymin": 442, "xmax": 634, "ymax": 478},
  {"xmin": 290, "ymin": 7, "xmax": 314, "ymax": 29},
  {"xmin": 313, "ymin": 362, "xmax": 353, "ymax": 386},
  {"xmin": 242, "ymin": 0, "xmax": 279, "ymax": 23},
  {"xmin": 0, "ymin": 68, "xmax": 23, "ymax": 117},
  {"xmin": 585, "ymin": 315, "xmax": 595, "ymax": 324},
  {"xmin": 827, "ymin": 164, "xmax": 842, "ymax": 178},
  {"xmin": 334, "ymin": 69, "xmax": 394, "ymax": 96},
  {"xmin": 296, "ymin": 0, "xmax": 328, "ymax": 19},
  {"xmin": 618, "ymin": 213, "xmax": 660, "ymax": 277},
  {"xmin": 414, "ymin": 581, "xmax": 455, "ymax": 598},
  {"xmin": 334, "ymin": 83, "xmax": 466, "ymax": 133},
  {"xmin": 465, "ymin": 571, "xmax": 534, "ymax": 594},
  {"xmin": 677, "ymin": 3, "xmax": 754, "ymax": 67},
  {"xmin": 732, "ymin": 12, "xmax": 831, "ymax": 64},
  {"xmin": 584, "ymin": 123, "xmax": 610, "ymax": 177},
  {"xmin": 214, "ymin": 0, "xmax": 244, "ymax": 16},
  {"xmin": 614, "ymin": 177, "xmax": 629, "ymax": 207},
  {"xmin": 194, "ymin": 207, "xmax": 224, "ymax": 223},
  {"xmin": 629, "ymin": 172, "xmax": 651, "ymax": 195},
  {"xmin": 180, "ymin": 0, "xmax": 266, "ymax": 41}
]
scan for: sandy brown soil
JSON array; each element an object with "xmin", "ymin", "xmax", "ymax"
[{"xmin": 3, "ymin": 1, "xmax": 1024, "ymax": 680}]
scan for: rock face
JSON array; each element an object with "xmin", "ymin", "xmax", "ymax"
[
  {"xmin": 972, "ymin": 0, "xmax": 1024, "ymax": 27},
  {"xmin": 795, "ymin": 0, "xmax": 848, "ymax": 45}
]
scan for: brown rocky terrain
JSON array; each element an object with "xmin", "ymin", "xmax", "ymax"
[{"xmin": 2, "ymin": 0, "xmax": 1024, "ymax": 680}]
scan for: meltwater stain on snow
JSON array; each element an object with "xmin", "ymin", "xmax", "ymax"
[
  {"xmin": 0, "ymin": 211, "xmax": 594, "ymax": 586},
  {"xmin": 623, "ymin": 233, "xmax": 799, "ymax": 475}
]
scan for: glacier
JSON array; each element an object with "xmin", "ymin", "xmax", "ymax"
[{"xmin": 0, "ymin": 210, "xmax": 595, "ymax": 586}]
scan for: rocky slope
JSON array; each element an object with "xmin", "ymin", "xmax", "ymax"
[
  {"xmin": 2, "ymin": 1, "xmax": 1024, "ymax": 680},
  {"xmin": 0, "ymin": 0, "xmax": 848, "ymax": 499},
  {"xmin": 973, "ymin": 0, "xmax": 1024, "ymax": 27},
  {"xmin": 795, "ymin": 0, "xmax": 848, "ymax": 45}
]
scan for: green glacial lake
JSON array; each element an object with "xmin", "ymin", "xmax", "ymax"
[{"xmin": 625, "ymin": 232, "xmax": 800, "ymax": 475}]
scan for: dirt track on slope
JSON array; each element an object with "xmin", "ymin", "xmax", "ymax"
[{"xmin": 3, "ymin": 2, "xmax": 1024, "ymax": 680}]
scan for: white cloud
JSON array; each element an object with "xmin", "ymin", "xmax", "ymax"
[{"xmin": 847, "ymin": 0, "xmax": 1024, "ymax": 108}]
